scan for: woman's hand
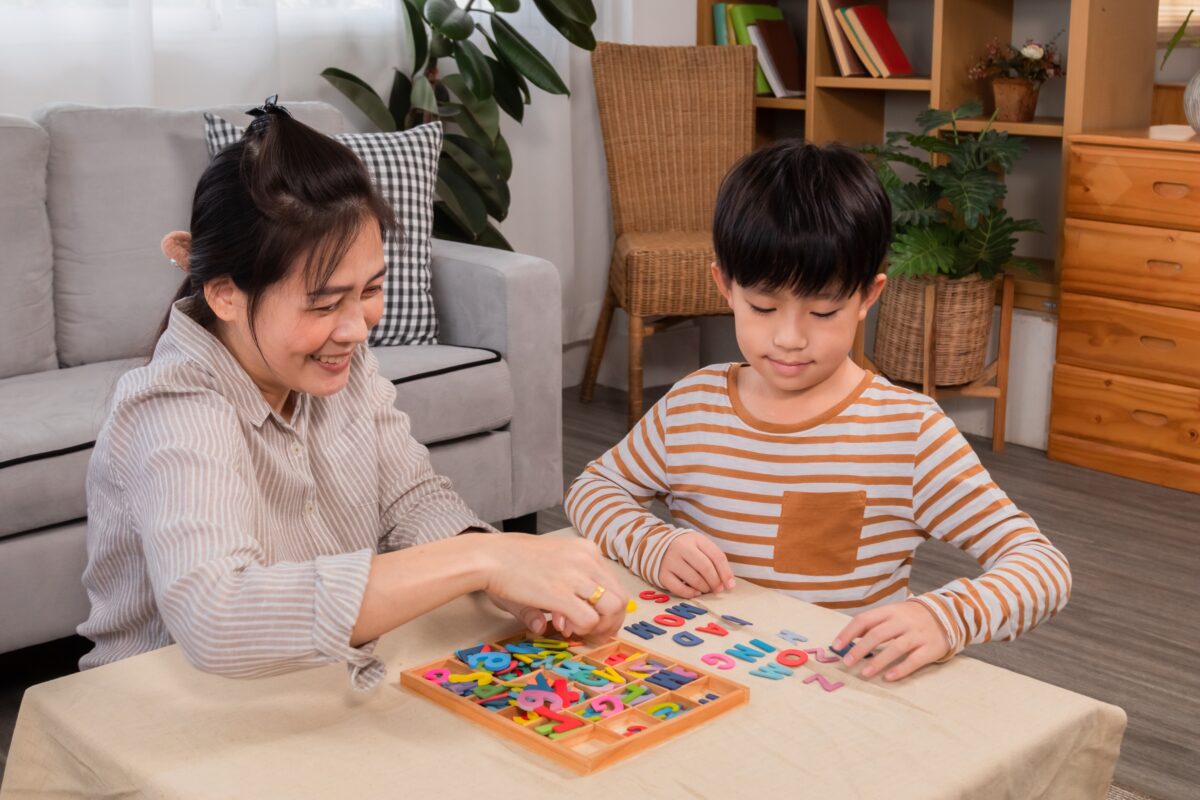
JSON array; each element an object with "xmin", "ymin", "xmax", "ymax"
[
  {"xmin": 479, "ymin": 534, "xmax": 628, "ymax": 641},
  {"xmin": 658, "ymin": 530, "xmax": 736, "ymax": 598},
  {"xmin": 831, "ymin": 599, "xmax": 952, "ymax": 681}
]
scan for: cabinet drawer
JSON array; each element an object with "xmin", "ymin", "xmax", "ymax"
[
  {"xmin": 1066, "ymin": 144, "xmax": 1200, "ymax": 231},
  {"xmin": 1057, "ymin": 293, "xmax": 1200, "ymax": 388},
  {"xmin": 1050, "ymin": 363, "xmax": 1200, "ymax": 465},
  {"xmin": 1062, "ymin": 218, "xmax": 1200, "ymax": 311}
]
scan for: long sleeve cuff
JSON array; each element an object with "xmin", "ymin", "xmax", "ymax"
[
  {"xmin": 313, "ymin": 548, "xmax": 387, "ymax": 690},
  {"xmin": 909, "ymin": 592, "xmax": 966, "ymax": 662},
  {"xmin": 636, "ymin": 526, "xmax": 690, "ymax": 586}
]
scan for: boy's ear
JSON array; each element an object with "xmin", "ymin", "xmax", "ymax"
[
  {"xmin": 857, "ymin": 273, "xmax": 887, "ymax": 320},
  {"xmin": 710, "ymin": 262, "xmax": 733, "ymax": 305},
  {"xmin": 204, "ymin": 275, "xmax": 244, "ymax": 323}
]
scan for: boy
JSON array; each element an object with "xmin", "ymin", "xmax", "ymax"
[{"xmin": 566, "ymin": 140, "xmax": 1070, "ymax": 682}]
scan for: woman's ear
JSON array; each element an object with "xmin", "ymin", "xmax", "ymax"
[
  {"xmin": 161, "ymin": 231, "xmax": 192, "ymax": 272},
  {"xmin": 204, "ymin": 275, "xmax": 242, "ymax": 323}
]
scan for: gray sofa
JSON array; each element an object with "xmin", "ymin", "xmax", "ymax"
[{"xmin": 0, "ymin": 102, "xmax": 562, "ymax": 656}]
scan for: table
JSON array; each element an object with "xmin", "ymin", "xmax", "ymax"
[{"xmin": 1, "ymin": 529, "xmax": 1126, "ymax": 799}]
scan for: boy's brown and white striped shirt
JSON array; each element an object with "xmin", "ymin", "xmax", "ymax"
[
  {"xmin": 78, "ymin": 303, "xmax": 488, "ymax": 689},
  {"xmin": 566, "ymin": 364, "xmax": 1071, "ymax": 656}
]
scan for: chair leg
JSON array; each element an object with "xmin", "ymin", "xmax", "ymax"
[
  {"xmin": 627, "ymin": 312, "xmax": 645, "ymax": 430},
  {"xmin": 992, "ymin": 273, "xmax": 1016, "ymax": 453},
  {"xmin": 580, "ymin": 286, "xmax": 617, "ymax": 403}
]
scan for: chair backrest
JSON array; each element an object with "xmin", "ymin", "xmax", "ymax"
[{"xmin": 592, "ymin": 42, "xmax": 755, "ymax": 238}]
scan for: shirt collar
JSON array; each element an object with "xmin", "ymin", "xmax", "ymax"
[{"xmin": 158, "ymin": 299, "xmax": 289, "ymax": 429}]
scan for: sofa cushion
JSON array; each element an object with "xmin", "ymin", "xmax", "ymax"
[
  {"xmin": 0, "ymin": 115, "xmax": 57, "ymax": 378},
  {"xmin": 372, "ymin": 345, "xmax": 513, "ymax": 445},
  {"xmin": 0, "ymin": 359, "xmax": 141, "ymax": 539},
  {"xmin": 0, "ymin": 348, "xmax": 510, "ymax": 539},
  {"xmin": 34, "ymin": 102, "xmax": 344, "ymax": 367},
  {"xmin": 205, "ymin": 114, "xmax": 443, "ymax": 347}
]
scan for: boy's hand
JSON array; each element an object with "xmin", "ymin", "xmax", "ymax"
[
  {"xmin": 659, "ymin": 531, "xmax": 736, "ymax": 598},
  {"xmin": 832, "ymin": 600, "xmax": 951, "ymax": 681}
]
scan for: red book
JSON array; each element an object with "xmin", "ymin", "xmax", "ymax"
[{"xmin": 846, "ymin": 5, "xmax": 913, "ymax": 78}]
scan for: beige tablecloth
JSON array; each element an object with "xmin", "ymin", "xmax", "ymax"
[{"xmin": 1, "ymin": 529, "xmax": 1125, "ymax": 799}]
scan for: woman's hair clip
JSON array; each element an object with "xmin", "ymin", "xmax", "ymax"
[{"xmin": 246, "ymin": 94, "xmax": 291, "ymax": 133}]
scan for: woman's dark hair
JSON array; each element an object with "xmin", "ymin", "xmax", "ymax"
[
  {"xmin": 712, "ymin": 139, "xmax": 891, "ymax": 299},
  {"xmin": 159, "ymin": 106, "xmax": 396, "ymax": 342}
]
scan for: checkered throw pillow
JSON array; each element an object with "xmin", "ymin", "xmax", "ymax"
[{"xmin": 204, "ymin": 113, "xmax": 442, "ymax": 346}]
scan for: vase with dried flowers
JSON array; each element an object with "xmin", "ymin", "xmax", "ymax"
[{"xmin": 968, "ymin": 33, "xmax": 1064, "ymax": 122}]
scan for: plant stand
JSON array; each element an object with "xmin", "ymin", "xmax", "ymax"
[{"xmin": 854, "ymin": 273, "xmax": 1015, "ymax": 452}]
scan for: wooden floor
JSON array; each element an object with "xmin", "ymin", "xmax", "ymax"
[{"xmin": 1, "ymin": 383, "xmax": 1195, "ymax": 798}]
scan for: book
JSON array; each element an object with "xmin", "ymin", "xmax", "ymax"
[
  {"xmin": 816, "ymin": 0, "xmax": 866, "ymax": 77},
  {"xmin": 712, "ymin": 3, "xmax": 728, "ymax": 45},
  {"xmin": 844, "ymin": 4, "xmax": 913, "ymax": 78},
  {"xmin": 727, "ymin": 3, "xmax": 785, "ymax": 95},
  {"xmin": 836, "ymin": 6, "xmax": 881, "ymax": 77},
  {"xmin": 750, "ymin": 19, "xmax": 805, "ymax": 97}
]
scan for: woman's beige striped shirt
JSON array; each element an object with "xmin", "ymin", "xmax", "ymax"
[
  {"xmin": 566, "ymin": 364, "xmax": 1071, "ymax": 657},
  {"xmin": 78, "ymin": 303, "xmax": 488, "ymax": 690}
]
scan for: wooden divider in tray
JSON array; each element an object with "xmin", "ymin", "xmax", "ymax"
[{"xmin": 398, "ymin": 629, "xmax": 750, "ymax": 774}]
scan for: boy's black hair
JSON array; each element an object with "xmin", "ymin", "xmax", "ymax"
[{"xmin": 712, "ymin": 139, "xmax": 891, "ymax": 299}]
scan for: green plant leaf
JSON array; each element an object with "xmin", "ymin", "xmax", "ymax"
[
  {"xmin": 532, "ymin": 0, "xmax": 596, "ymax": 50},
  {"xmin": 402, "ymin": 0, "xmax": 428, "ymax": 73},
  {"xmin": 975, "ymin": 131, "xmax": 1028, "ymax": 173},
  {"xmin": 888, "ymin": 226, "xmax": 959, "ymax": 278},
  {"xmin": 487, "ymin": 55, "xmax": 526, "ymax": 122},
  {"xmin": 491, "ymin": 132, "xmax": 513, "ymax": 180},
  {"xmin": 454, "ymin": 39, "xmax": 494, "ymax": 100},
  {"xmin": 905, "ymin": 134, "xmax": 960, "ymax": 156},
  {"xmin": 490, "ymin": 14, "xmax": 570, "ymax": 94},
  {"xmin": 917, "ymin": 100, "xmax": 983, "ymax": 133},
  {"xmin": 424, "ymin": 0, "xmax": 474, "ymax": 40},
  {"xmin": 437, "ymin": 155, "xmax": 488, "ymax": 235},
  {"xmin": 433, "ymin": 202, "xmax": 474, "ymax": 242},
  {"xmin": 860, "ymin": 143, "xmax": 933, "ymax": 175},
  {"xmin": 475, "ymin": 220, "xmax": 514, "ymax": 250},
  {"xmin": 442, "ymin": 73, "xmax": 500, "ymax": 142},
  {"xmin": 320, "ymin": 68, "xmax": 396, "ymax": 131},
  {"xmin": 389, "ymin": 70, "xmax": 413, "ymax": 129},
  {"xmin": 1162, "ymin": 9, "xmax": 1194, "ymax": 70},
  {"xmin": 543, "ymin": 0, "xmax": 596, "ymax": 24},
  {"xmin": 930, "ymin": 166, "xmax": 1006, "ymax": 229},
  {"xmin": 491, "ymin": 0, "xmax": 521, "ymax": 11},
  {"xmin": 956, "ymin": 209, "xmax": 1043, "ymax": 277},
  {"xmin": 892, "ymin": 183, "xmax": 946, "ymax": 227},
  {"xmin": 482, "ymin": 31, "xmax": 532, "ymax": 103},
  {"xmin": 444, "ymin": 133, "xmax": 510, "ymax": 219},
  {"xmin": 430, "ymin": 31, "xmax": 454, "ymax": 58},
  {"xmin": 410, "ymin": 73, "xmax": 439, "ymax": 115}
]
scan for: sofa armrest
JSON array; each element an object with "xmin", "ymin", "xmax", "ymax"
[{"xmin": 429, "ymin": 239, "xmax": 562, "ymax": 519}]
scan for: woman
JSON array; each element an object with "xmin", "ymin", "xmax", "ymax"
[{"xmin": 78, "ymin": 101, "xmax": 626, "ymax": 689}]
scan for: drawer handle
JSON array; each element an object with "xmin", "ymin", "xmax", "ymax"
[
  {"xmin": 1131, "ymin": 410, "xmax": 1169, "ymax": 427},
  {"xmin": 1152, "ymin": 181, "xmax": 1191, "ymax": 199},
  {"xmin": 1139, "ymin": 335, "xmax": 1177, "ymax": 351},
  {"xmin": 1146, "ymin": 259, "xmax": 1183, "ymax": 275}
]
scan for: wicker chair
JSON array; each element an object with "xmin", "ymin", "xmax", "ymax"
[{"xmin": 581, "ymin": 42, "xmax": 756, "ymax": 429}]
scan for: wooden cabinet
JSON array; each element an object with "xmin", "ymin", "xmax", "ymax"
[{"xmin": 1049, "ymin": 128, "xmax": 1200, "ymax": 492}]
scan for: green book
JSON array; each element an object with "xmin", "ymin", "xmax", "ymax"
[{"xmin": 728, "ymin": 3, "xmax": 785, "ymax": 95}]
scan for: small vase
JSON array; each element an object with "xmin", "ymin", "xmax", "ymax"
[
  {"xmin": 991, "ymin": 77, "xmax": 1040, "ymax": 123},
  {"xmin": 1186, "ymin": 70, "xmax": 1200, "ymax": 134}
]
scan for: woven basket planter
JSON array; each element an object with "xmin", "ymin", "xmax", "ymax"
[{"xmin": 874, "ymin": 273, "xmax": 994, "ymax": 386}]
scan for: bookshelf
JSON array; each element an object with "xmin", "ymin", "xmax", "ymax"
[{"xmin": 696, "ymin": 0, "xmax": 1159, "ymax": 314}]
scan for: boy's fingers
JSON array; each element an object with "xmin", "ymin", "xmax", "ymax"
[
  {"xmin": 661, "ymin": 572, "xmax": 699, "ymax": 599},
  {"xmin": 882, "ymin": 645, "xmax": 939, "ymax": 681},
  {"xmin": 680, "ymin": 547, "xmax": 721, "ymax": 595},
  {"xmin": 859, "ymin": 635, "xmax": 913, "ymax": 679},
  {"xmin": 833, "ymin": 608, "xmax": 885, "ymax": 652},
  {"xmin": 670, "ymin": 560, "xmax": 712, "ymax": 595},
  {"xmin": 695, "ymin": 536, "xmax": 736, "ymax": 590},
  {"xmin": 844, "ymin": 617, "xmax": 904, "ymax": 667}
]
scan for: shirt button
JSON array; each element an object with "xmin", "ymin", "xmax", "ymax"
[
  {"xmin": 304, "ymin": 501, "xmax": 315, "ymax": 515},
  {"xmin": 291, "ymin": 443, "xmax": 302, "ymax": 456}
]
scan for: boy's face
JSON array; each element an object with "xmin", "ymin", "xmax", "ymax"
[{"xmin": 711, "ymin": 263, "xmax": 886, "ymax": 397}]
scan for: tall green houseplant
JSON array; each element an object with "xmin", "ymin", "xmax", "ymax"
[
  {"xmin": 861, "ymin": 101, "xmax": 1043, "ymax": 387},
  {"xmin": 323, "ymin": 0, "xmax": 597, "ymax": 249}
]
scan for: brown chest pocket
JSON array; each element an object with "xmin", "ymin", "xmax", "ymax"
[{"xmin": 772, "ymin": 491, "xmax": 866, "ymax": 577}]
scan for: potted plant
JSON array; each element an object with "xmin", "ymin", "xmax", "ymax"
[
  {"xmin": 968, "ymin": 33, "xmax": 1064, "ymax": 122},
  {"xmin": 861, "ymin": 102, "xmax": 1043, "ymax": 386},
  {"xmin": 321, "ymin": 0, "xmax": 598, "ymax": 249},
  {"xmin": 1161, "ymin": 8, "xmax": 1200, "ymax": 133}
]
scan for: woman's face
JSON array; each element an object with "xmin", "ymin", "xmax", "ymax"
[{"xmin": 213, "ymin": 220, "xmax": 385, "ymax": 414}]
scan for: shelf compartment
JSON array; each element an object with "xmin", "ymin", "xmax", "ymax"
[{"xmin": 755, "ymin": 97, "xmax": 807, "ymax": 111}]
